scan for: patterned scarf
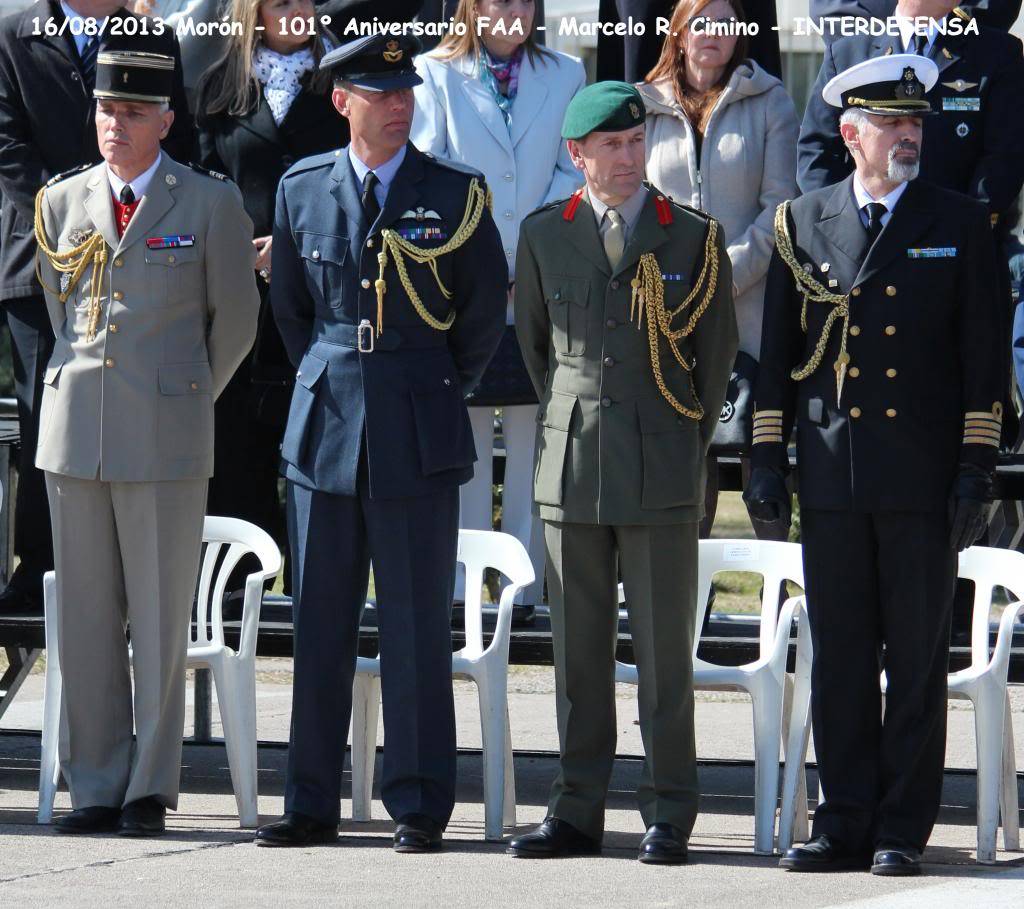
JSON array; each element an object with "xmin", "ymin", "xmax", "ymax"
[
  {"xmin": 253, "ymin": 45, "xmax": 315, "ymax": 125},
  {"xmin": 478, "ymin": 45, "xmax": 524, "ymax": 126}
]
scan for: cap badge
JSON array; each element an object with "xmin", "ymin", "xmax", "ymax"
[
  {"xmin": 629, "ymin": 102, "xmax": 640, "ymax": 119},
  {"xmin": 895, "ymin": 67, "xmax": 920, "ymax": 100},
  {"xmin": 383, "ymin": 40, "xmax": 403, "ymax": 64}
]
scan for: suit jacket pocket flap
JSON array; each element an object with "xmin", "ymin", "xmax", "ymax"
[
  {"xmin": 637, "ymin": 397, "xmax": 686, "ymax": 433},
  {"xmin": 43, "ymin": 351, "xmax": 67, "ymax": 386},
  {"xmin": 540, "ymin": 391, "xmax": 578, "ymax": 430},
  {"xmin": 144, "ymin": 246, "xmax": 200, "ymax": 267},
  {"xmin": 541, "ymin": 274, "xmax": 590, "ymax": 307},
  {"xmin": 803, "ymin": 396, "xmax": 829, "ymax": 427},
  {"xmin": 158, "ymin": 362, "xmax": 214, "ymax": 395},
  {"xmin": 297, "ymin": 231, "xmax": 348, "ymax": 266},
  {"xmin": 295, "ymin": 352, "xmax": 328, "ymax": 390}
]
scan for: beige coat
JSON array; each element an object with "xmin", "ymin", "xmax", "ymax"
[
  {"xmin": 36, "ymin": 155, "xmax": 259, "ymax": 481},
  {"xmin": 639, "ymin": 62, "xmax": 799, "ymax": 357}
]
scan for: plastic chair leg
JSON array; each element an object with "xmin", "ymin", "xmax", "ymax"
[
  {"xmin": 351, "ymin": 674, "xmax": 381, "ymax": 822},
  {"xmin": 502, "ymin": 708, "xmax": 516, "ymax": 829},
  {"xmin": 478, "ymin": 673, "xmax": 510, "ymax": 842},
  {"xmin": 778, "ymin": 635, "xmax": 813, "ymax": 851},
  {"xmin": 973, "ymin": 685, "xmax": 1003, "ymax": 864},
  {"xmin": 38, "ymin": 572, "xmax": 62, "ymax": 824},
  {"xmin": 1000, "ymin": 693, "xmax": 1020, "ymax": 851},
  {"xmin": 212, "ymin": 660, "xmax": 259, "ymax": 828},
  {"xmin": 750, "ymin": 678, "xmax": 783, "ymax": 855}
]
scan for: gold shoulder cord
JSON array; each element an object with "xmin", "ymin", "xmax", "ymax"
[
  {"xmin": 372, "ymin": 177, "xmax": 489, "ymax": 336},
  {"xmin": 628, "ymin": 218, "xmax": 721, "ymax": 420},
  {"xmin": 33, "ymin": 185, "xmax": 108, "ymax": 341},
  {"xmin": 773, "ymin": 200, "xmax": 852, "ymax": 404}
]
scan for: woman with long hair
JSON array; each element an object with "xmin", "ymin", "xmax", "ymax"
[
  {"xmin": 195, "ymin": 0, "xmax": 344, "ymax": 591},
  {"xmin": 412, "ymin": 0, "xmax": 586, "ymax": 609},
  {"xmin": 640, "ymin": 0, "xmax": 799, "ymax": 540}
]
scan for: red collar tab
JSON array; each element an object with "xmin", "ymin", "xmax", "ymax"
[
  {"xmin": 654, "ymin": 194, "xmax": 673, "ymax": 226},
  {"xmin": 563, "ymin": 189, "xmax": 584, "ymax": 222}
]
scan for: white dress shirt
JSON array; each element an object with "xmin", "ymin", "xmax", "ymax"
[
  {"xmin": 106, "ymin": 152, "xmax": 162, "ymax": 202},
  {"xmin": 348, "ymin": 146, "xmax": 407, "ymax": 209},
  {"xmin": 852, "ymin": 174, "xmax": 909, "ymax": 230},
  {"xmin": 897, "ymin": 15, "xmax": 938, "ymax": 56}
]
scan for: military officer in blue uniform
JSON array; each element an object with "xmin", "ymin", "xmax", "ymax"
[
  {"xmin": 746, "ymin": 55, "xmax": 1006, "ymax": 876},
  {"xmin": 254, "ymin": 33, "xmax": 506, "ymax": 851}
]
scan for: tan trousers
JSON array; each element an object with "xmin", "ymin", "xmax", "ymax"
[{"xmin": 45, "ymin": 472, "xmax": 207, "ymax": 810}]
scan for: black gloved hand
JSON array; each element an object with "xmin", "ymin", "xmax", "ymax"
[
  {"xmin": 743, "ymin": 466, "xmax": 791, "ymax": 527},
  {"xmin": 948, "ymin": 464, "xmax": 993, "ymax": 552}
]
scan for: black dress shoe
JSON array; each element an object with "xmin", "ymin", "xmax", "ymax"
[
  {"xmin": 506, "ymin": 817, "xmax": 601, "ymax": 858},
  {"xmin": 255, "ymin": 812, "xmax": 338, "ymax": 847},
  {"xmin": 779, "ymin": 834, "xmax": 869, "ymax": 872},
  {"xmin": 393, "ymin": 814, "xmax": 443, "ymax": 853},
  {"xmin": 0, "ymin": 585, "xmax": 42, "ymax": 616},
  {"xmin": 871, "ymin": 845, "xmax": 922, "ymax": 876},
  {"xmin": 53, "ymin": 806, "xmax": 121, "ymax": 834},
  {"xmin": 118, "ymin": 797, "xmax": 166, "ymax": 837},
  {"xmin": 638, "ymin": 823, "xmax": 688, "ymax": 864}
]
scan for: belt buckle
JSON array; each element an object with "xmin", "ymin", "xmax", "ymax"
[{"xmin": 357, "ymin": 319, "xmax": 375, "ymax": 353}]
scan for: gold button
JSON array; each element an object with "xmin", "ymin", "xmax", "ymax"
[
  {"xmin": 885, "ymin": 325, "xmax": 896, "ymax": 336},
  {"xmin": 886, "ymin": 368, "xmax": 897, "ymax": 378},
  {"xmin": 113, "ymin": 258, "xmax": 123, "ymax": 267},
  {"xmin": 850, "ymin": 407, "xmax": 862, "ymax": 418},
  {"xmin": 886, "ymin": 408, "xmax": 897, "ymax": 418},
  {"xmin": 885, "ymin": 285, "xmax": 897, "ymax": 297},
  {"xmin": 190, "ymin": 381, "xmax": 199, "ymax": 391},
  {"xmin": 108, "ymin": 323, "xmax": 118, "ymax": 333},
  {"xmin": 361, "ymin": 278, "xmax": 371, "ymax": 289},
  {"xmin": 850, "ymin": 325, "xmax": 861, "ymax": 336},
  {"xmin": 104, "ymin": 357, "xmax": 114, "ymax": 368},
  {"xmin": 848, "ymin": 366, "xmax": 860, "ymax": 378},
  {"xmin": 167, "ymin": 254, "xmax": 176, "ymax": 264},
  {"xmin": 851, "ymin": 287, "xmax": 861, "ymax": 297},
  {"xmin": 112, "ymin": 291, "xmax": 123, "ymax": 301}
]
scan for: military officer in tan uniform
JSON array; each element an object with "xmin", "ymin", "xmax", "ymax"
[
  {"xmin": 34, "ymin": 50, "xmax": 259, "ymax": 836},
  {"xmin": 509, "ymin": 82, "xmax": 738, "ymax": 863}
]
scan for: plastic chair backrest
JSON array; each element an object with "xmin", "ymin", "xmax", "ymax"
[
  {"xmin": 457, "ymin": 529, "xmax": 535, "ymax": 658},
  {"xmin": 192, "ymin": 516, "xmax": 282, "ymax": 648},
  {"xmin": 694, "ymin": 539, "xmax": 805, "ymax": 657},
  {"xmin": 956, "ymin": 546, "xmax": 1024, "ymax": 664}
]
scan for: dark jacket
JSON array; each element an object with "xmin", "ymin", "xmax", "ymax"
[
  {"xmin": 0, "ymin": 0, "xmax": 193, "ymax": 301},
  {"xmin": 808, "ymin": 0, "xmax": 1023, "ymax": 39},
  {"xmin": 752, "ymin": 177, "xmax": 1007, "ymax": 513},
  {"xmin": 797, "ymin": 17, "xmax": 1024, "ymax": 226},
  {"xmin": 197, "ymin": 72, "xmax": 346, "ymax": 388},
  {"xmin": 270, "ymin": 142, "xmax": 506, "ymax": 499}
]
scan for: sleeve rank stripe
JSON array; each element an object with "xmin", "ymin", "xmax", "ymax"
[{"xmin": 965, "ymin": 411, "xmax": 1003, "ymax": 422}]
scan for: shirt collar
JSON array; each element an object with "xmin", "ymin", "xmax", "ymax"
[
  {"xmin": 60, "ymin": 1, "xmax": 108, "ymax": 51},
  {"xmin": 897, "ymin": 15, "xmax": 937, "ymax": 52},
  {"xmin": 589, "ymin": 184, "xmax": 649, "ymax": 232},
  {"xmin": 348, "ymin": 145, "xmax": 407, "ymax": 192},
  {"xmin": 852, "ymin": 173, "xmax": 908, "ymax": 214},
  {"xmin": 106, "ymin": 152, "xmax": 162, "ymax": 202}
]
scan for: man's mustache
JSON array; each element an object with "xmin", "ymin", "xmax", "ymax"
[{"xmin": 889, "ymin": 141, "xmax": 920, "ymax": 157}]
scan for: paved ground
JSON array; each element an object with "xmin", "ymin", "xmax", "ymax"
[{"xmin": 0, "ymin": 664, "xmax": 1022, "ymax": 906}]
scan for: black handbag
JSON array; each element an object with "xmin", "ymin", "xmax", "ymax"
[{"xmin": 709, "ymin": 351, "xmax": 758, "ymax": 455}]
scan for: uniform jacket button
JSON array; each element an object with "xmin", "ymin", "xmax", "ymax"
[
  {"xmin": 108, "ymin": 323, "xmax": 118, "ymax": 333},
  {"xmin": 361, "ymin": 278, "xmax": 370, "ymax": 289},
  {"xmin": 850, "ymin": 325, "xmax": 861, "ymax": 336},
  {"xmin": 113, "ymin": 257, "xmax": 123, "ymax": 267},
  {"xmin": 886, "ymin": 408, "xmax": 897, "ymax": 418},
  {"xmin": 886, "ymin": 368, "xmax": 897, "ymax": 378},
  {"xmin": 606, "ymin": 318, "xmax": 617, "ymax": 328},
  {"xmin": 112, "ymin": 290, "xmax": 123, "ymax": 301},
  {"xmin": 603, "ymin": 356, "xmax": 615, "ymax": 367},
  {"xmin": 610, "ymin": 279, "xmax": 620, "ymax": 290},
  {"xmin": 167, "ymin": 254, "xmax": 175, "ymax": 264},
  {"xmin": 848, "ymin": 366, "xmax": 860, "ymax": 378},
  {"xmin": 849, "ymin": 406, "xmax": 862, "ymax": 418},
  {"xmin": 190, "ymin": 381, "xmax": 199, "ymax": 391},
  {"xmin": 885, "ymin": 285, "xmax": 897, "ymax": 297},
  {"xmin": 851, "ymin": 286, "xmax": 861, "ymax": 297},
  {"xmin": 104, "ymin": 357, "xmax": 114, "ymax": 368},
  {"xmin": 366, "ymin": 238, "xmax": 374, "ymax": 248},
  {"xmin": 443, "ymin": 378, "xmax": 452, "ymax": 386},
  {"xmin": 885, "ymin": 325, "xmax": 896, "ymax": 336},
  {"xmin": 600, "ymin": 396, "xmax": 612, "ymax": 408}
]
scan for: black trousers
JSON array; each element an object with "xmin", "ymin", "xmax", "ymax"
[
  {"xmin": 801, "ymin": 509, "xmax": 956, "ymax": 853},
  {"xmin": 2, "ymin": 296, "xmax": 55, "ymax": 593},
  {"xmin": 283, "ymin": 466, "xmax": 460, "ymax": 827}
]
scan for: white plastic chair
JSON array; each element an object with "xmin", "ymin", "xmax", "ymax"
[
  {"xmin": 779, "ymin": 544, "xmax": 1023, "ymax": 864},
  {"xmin": 350, "ymin": 529, "xmax": 534, "ymax": 841},
  {"xmin": 38, "ymin": 516, "xmax": 282, "ymax": 828},
  {"xmin": 615, "ymin": 538, "xmax": 808, "ymax": 855}
]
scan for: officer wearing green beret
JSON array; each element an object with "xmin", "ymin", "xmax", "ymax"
[{"xmin": 508, "ymin": 81, "xmax": 738, "ymax": 862}]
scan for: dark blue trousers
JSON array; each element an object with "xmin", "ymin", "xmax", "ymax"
[{"xmin": 283, "ymin": 473, "xmax": 459, "ymax": 827}]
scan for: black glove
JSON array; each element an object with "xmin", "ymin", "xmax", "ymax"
[
  {"xmin": 743, "ymin": 466, "xmax": 791, "ymax": 527},
  {"xmin": 948, "ymin": 464, "xmax": 993, "ymax": 552}
]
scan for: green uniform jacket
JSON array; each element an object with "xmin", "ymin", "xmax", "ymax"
[{"xmin": 514, "ymin": 187, "xmax": 738, "ymax": 525}]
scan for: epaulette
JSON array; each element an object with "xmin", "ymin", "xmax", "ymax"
[
  {"xmin": 44, "ymin": 163, "xmax": 91, "ymax": 188},
  {"xmin": 420, "ymin": 152, "xmax": 483, "ymax": 181},
  {"xmin": 188, "ymin": 162, "xmax": 229, "ymax": 181},
  {"xmin": 952, "ymin": 5, "xmax": 973, "ymax": 21},
  {"xmin": 282, "ymin": 150, "xmax": 339, "ymax": 179}
]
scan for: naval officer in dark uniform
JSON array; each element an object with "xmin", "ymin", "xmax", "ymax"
[
  {"xmin": 254, "ymin": 34, "xmax": 506, "ymax": 851},
  {"xmin": 746, "ymin": 55, "xmax": 1006, "ymax": 875}
]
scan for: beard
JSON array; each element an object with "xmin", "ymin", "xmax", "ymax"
[{"xmin": 887, "ymin": 143, "xmax": 920, "ymax": 182}]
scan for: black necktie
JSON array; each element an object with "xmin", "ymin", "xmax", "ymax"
[
  {"xmin": 914, "ymin": 33, "xmax": 927, "ymax": 56},
  {"xmin": 361, "ymin": 171, "xmax": 380, "ymax": 226},
  {"xmin": 79, "ymin": 35, "xmax": 98, "ymax": 93},
  {"xmin": 119, "ymin": 184, "xmax": 135, "ymax": 206},
  {"xmin": 865, "ymin": 202, "xmax": 887, "ymax": 243}
]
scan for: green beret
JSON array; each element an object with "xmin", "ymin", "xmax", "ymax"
[{"xmin": 561, "ymin": 81, "xmax": 646, "ymax": 140}]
